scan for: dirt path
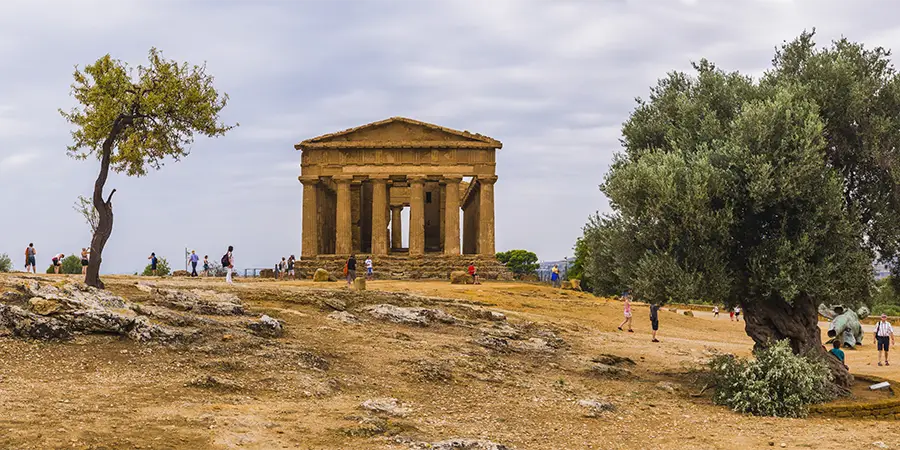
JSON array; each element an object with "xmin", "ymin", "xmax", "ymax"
[{"xmin": 0, "ymin": 275, "xmax": 897, "ymax": 450}]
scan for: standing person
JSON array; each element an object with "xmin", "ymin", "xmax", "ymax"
[
  {"xmin": 24, "ymin": 243, "xmax": 36, "ymax": 274},
  {"xmin": 279, "ymin": 257, "xmax": 287, "ymax": 280},
  {"xmin": 203, "ymin": 255, "xmax": 210, "ymax": 277},
  {"xmin": 712, "ymin": 306, "xmax": 719, "ymax": 318},
  {"xmin": 81, "ymin": 248, "xmax": 90, "ymax": 275},
  {"xmin": 223, "ymin": 246, "xmax": 234, "ymax": 284},
  {"xmin": 468, "ymin": 262, "xmax": 479, "ymax": 285},
  {"xmin": 734, "ymin": 306, "xmax": 742, "ymax": 322},
  {"xmin": 148, "ymin": 252, "xmax": 158, "ymax": 276},
  {"xmin": 729, "ymin": 308, "xmax": 735, "ymax": 321},
  {"xmin": 650, "ymin": 303, "xmax": 661, "ymax": 343},
  {"xmin": 365, "ymin": 255, "xmax": 374, "ymax": 280},
  {"xmin": 51, "ymin": 253, "xmax": 65, "ymax": 274},
  {"xmin": 346, "ymin": 254, "xmax": 357, "ymax": 287},
  {"xmin": 286, "ymin": 255, "xmax": 296, "ymax": 279},
  {"xmin": 617, "ymin": 291, "xmax": 634, "ymax": 332},
  {"xmin": 550, "ymin": 264, "xmax": 560, "ymax": 288},
  {"xmin": 188, "ymin": 250, "xmax": 200, "ymax": 277},
  {"xmin": 875, "ymin": 314, "xmax": 895, "ymax": 366}
]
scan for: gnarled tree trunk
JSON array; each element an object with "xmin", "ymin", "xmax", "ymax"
[
  {"xmin": 743, "ymin": 293, "xmax": 852, "ymax": 390},
  {"xmin": 84, "ymin": 118, "xmax": 126, "ymax": 289}
]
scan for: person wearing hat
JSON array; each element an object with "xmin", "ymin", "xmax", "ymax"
[{"xmin": 874, "ymin": 314, "xmax": 895, "ymax": 366}]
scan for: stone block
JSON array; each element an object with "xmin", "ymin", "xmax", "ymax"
[
  {"xmin": 450, "ymin": 271, "xmax": 473, "ymax": 284},
  {"xmin": 570, "ymin": 279, "xmax": 582, "ymax": 291},
  {"xmin": 313, "ymin": 268, "xmax": 332, "ymax": 282},
  {"xmin": 352, "ymin": 277, "xmax": 366, "ymax": 291}
]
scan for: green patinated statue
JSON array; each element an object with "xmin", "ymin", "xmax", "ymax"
[{"xmin": 819, "ymin": 304, "xmax": 870, "ymax": 349}]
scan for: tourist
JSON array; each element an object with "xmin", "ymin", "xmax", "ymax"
[
  {"xmin": 468, "ymin": 262, "xmax": 479, "ymax": 285},
  {"xmin": 24, "ymin": 243, "xmax": 36, "ymax": 274},
  {"xmin": 287, "ymin": 255, "xmax": 296, "ymax": 278},
  {"xmin": 365, "ymin": 256, "xmax": 373, "ymax": 280},
  {"xmin": 188, "ymin": 250, "xmax": 200, "ymax": 277},
  {"xmin": 81, "ymin": 248, "xmax": 90, "ymax": 275},
  {"xmin": 734, "ymin": 306, "xmax": 742, "ymax": 322},
  {"xmin": 875, "ymin": 314, "xmax": 895, "ymax": 366},
  {"xmin": 617, "ymin": 291, "xmax": 634, "ymax": 333},
  {"xmin": 650, "ymin": 303, "xmax": 661, "ymax": 342},
  {"xmin": 279, "ymin": 257, "xmax": 287, "ymax": 280},
  {"xmin": 551, "ymin": 264, "xmax": 560, "ymax": 288},
  {"xmin": 203, "ymin": 255, "xmax": 210, "ymax": 277},
  {"xmin": 223, "ymin": 246, "xmax": 234, "ymax": 284},
  {"xmin": 712, "ymin": 306, "xmax": 719, "ymax": 318},
  {"xmin": 148, "ymin": 252, "xmax": 158, "ymax": 276},
  {"xmin": 729, "ymin": 308, "xmax": 735, "ymax": 321},
  {"xmin": 346, "ymin": 254, "xmax": 357, "ymax": 287},
  {"xmin": 829, "ymin": 340, "xmax": 847, "ymax": 369},
  {"xmin": 51, "ymin": 253, "xmax": 65, "ymax": 274}
]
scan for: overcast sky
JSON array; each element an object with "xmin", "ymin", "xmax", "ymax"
[{"xmin": 1, "ymin": 0, "xmax": 898, "ymax": 274}]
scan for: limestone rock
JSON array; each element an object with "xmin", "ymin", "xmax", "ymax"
[
  {"xmin": 0, "ymin": 304, "xmax": 73, "ymax": 340},
  {"xmin": 570, "ymin": 279, "xmax": 582, "ymax": 291},
  {"xmin": 313, "ymin": 268, "xmax": 332, "ymax": 282},
  {"xmin": 591, "ymin": 354, "xmax": 636, "ymax": 367},
  {"xmin": 683, "ymin": 310, "xmax": 694, "ymax": 317},
  {"xmin": 449, "ymin": 270, "xmax": 474, "ymax": 285},
  {"xmin": 352, "ymin": 277, "xmax": 366, "ymax": 291},
  {"xmin": 655, "ymin": 381, "xmax": 678, "ymax": 394},
  {"xmin": 589, "ymin": 363, "xmax": 632, "ymax": 377},
  {"xmin": 578, "ymin": 399, "xmax": 615, "ymax": 416},
  {"xmin": 360, "ymin": 398, "xmax": 411, "ymax": 417},
  {"xmin": 248, "ymin": 315, "xmax": 283, "ymax": 337},
  {"xmin": 149, "ymin": 288, "xmax": 244, "ymax": 315},
  {"xmin": 322, "ymin": 297, "xmax": 347, "ymax": 311},
  {"xmin": 327, "ymin": 311, "xmax": 361, "ymax": 324},
  {"xmin": 474, "ymin": 335, "xmax": 510, "ymax": 352},
  {"xmin": 28, "ymin": 297, "xmax": 63, "ymax": 316},
  {"xmin": 365, "ymin": 304, "xmax": 458, "ymax": 326},
  {"xmin": 426, "ymin": 439, "xmax": 510, "ymax": 450}
]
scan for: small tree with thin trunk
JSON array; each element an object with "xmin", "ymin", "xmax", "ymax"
[{"xmin": 60, "ymin": 48, "xmax": 235, "ymax": 289}]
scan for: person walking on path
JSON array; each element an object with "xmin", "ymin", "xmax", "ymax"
[
  {"xmin": 468, "ymin": 262, "xmax": 479, "ymax": 285},
  {"xmin": 618, "ymin": 291, "xmax": 634, "ymax": 332},
  {"xmin": 81, "ymin": 248, "xmax": 90, "ymax": 275},
  {"xmin": 365, "ymin": 256, "xmax": 374, "ymax": 280},
  {"xmin": 550, "ymin": 264, "xmax": 561, "ymax": 288},
  {"xmin": 734, "ymin": 306, "xmax": 742, "ymax": 322},
  {"xmin": 729, "ymin": 308, "xmax": 735, "ymax": 321},
  {"xmin": 712, "ymin": 306, "xmax": 719, "ymax": 318},
  {"xmin": 875, "ymin": 314, "xmax": 895, "ymax": 366},
  {"xmin": 148, "ymin": 253, "xmax": 158, "ymax": 276},
  {"xmin": 287, "ymin": 255, "xmax": 296, "ymax": 279},
  {"xmin": 51, "ymin": 253, "xmax": 65, "ymax": 274},
  {"xmin": 346, "ymin": 254, "xmax": 357, "ymax": 287},
  {"xmin": 650, "ymin": 303, "xmax": 661, "ymax": 342},
  {"xmin": 203, "ymin": 255, "xmax": 210, "ymax": 277},
  {"xmin": 223, "ymin": 246, "xmax": 234, "ymax": 284},
  {"xmin": 24, "ymin": 244, "xmax": 36, "ymax": 274},
  {"xmin": 188, "ymin": 250, "xmax": 200, "ymax": 277}
]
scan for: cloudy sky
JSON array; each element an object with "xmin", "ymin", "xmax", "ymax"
[{"xmin": 0, "ymin": 0, "xmax": 897, "ymax": 274}]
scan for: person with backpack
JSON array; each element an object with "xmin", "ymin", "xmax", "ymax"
[
  {"xmin": 278, "ymin": 257, "xmax": 287, "ymax": 280},
  {"xmin": 223, "ymin": 246, "xmax": 234, "ymax": 284},
  {"xmin": 286, "ymin": 255, "xmax": 296, "ymax": 278},
  {"xmin": 81, "ymin": 248, "xmax": 90, "ymax": 275},
  {"xmin": 346, "ymin": 254, "xmax": 357, "ymax": 287},
  {"xmin": 24, "ymin": 243, "xmax": 36, "ymax": 274},
  {"xmin": 148, "ymin": 252, "xmax": 158, "ymax": 276}
]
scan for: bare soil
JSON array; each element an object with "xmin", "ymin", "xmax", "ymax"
[{"xmin": 0, "ymin": 274, "xmax": 898, "ymax": 450}]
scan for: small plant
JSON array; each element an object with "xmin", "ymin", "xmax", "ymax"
[
  {"xmin": 0, "ymin": 253, "xmax": 12, "ymax": 272},
  {"xmin": 142, "ymin": 257, "xmax": 171, "ymax": 276},
  {"xmin": 709, "ymin": 340, "xmax": 834, "ymax": 417}
]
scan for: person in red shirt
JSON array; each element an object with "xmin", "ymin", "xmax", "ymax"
[{"xmin": 467, "ymin": 263, "xmax": 479, "ymax": 285}]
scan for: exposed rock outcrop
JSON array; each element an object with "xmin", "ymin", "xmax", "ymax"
[{"xmin": 365, "ymin": 304, "xmax": 458, "ymax": 326}]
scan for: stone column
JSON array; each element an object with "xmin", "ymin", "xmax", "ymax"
[
  {"xmin": 300, "ymin": 176, "xmax": 319, "ymax": 258},
  {"xmin": 391, "ymin": 205, "xmax": 403, "ymax": 250},
  {"xmin": 409, "ymin": 175, "xmax": 426, "ymax": 256},
  {"xmin": 443, "ymin": 176, "xmax": 462, "ymax": 255},
  {"xmin": 335, "ymin": 176, "xmax": 353, "ymax": 255},
  {"xmin": 370, "ymin": 176, "xmax": 390, "ymax": 256},
  {"xmin": 478, "ymin": 176, "xmax": 497, "ymax": 255}
]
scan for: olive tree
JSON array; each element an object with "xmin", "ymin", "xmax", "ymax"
[{"xmin": 60, "ymin": 48, "xmax": 235, "ymax": 288}]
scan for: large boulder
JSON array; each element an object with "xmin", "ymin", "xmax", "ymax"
[
  {"xmin": 352, "ymin": 277, "xmax": 366, "ymax": 291},
  {"xmin": 450, "ymin": 271, "xmax": 473, "ymax": 285},
  {"xmin": 570, "ymin": 279, "xmax": 582, "ymax": 291},
  {"xmin": 313, "ymin": 268, "xmax": 332, "ymax": 282}
]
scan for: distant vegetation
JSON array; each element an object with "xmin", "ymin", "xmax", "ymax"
[
  {"xmin": 46, "ymin": 255, "xmax": 84, "ymax": 275},
  {"xmin": 496, "ymin": 250, "xmax": 539, "ymax": 276},
  {"xmin": 0, "ymin": 253, "xmax": 12, "ymax": 273},
  {"xmin": 142, "ymin": 257, "xmax": 171, "ymax": 277},
  {"xmin": 872, "ymin": 277, "xmax": 900, "ymax": 316}
]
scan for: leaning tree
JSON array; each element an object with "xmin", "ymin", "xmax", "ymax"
[
  {"xmin": 583, "ymin": 32, "xmax": 900, "ymax": 388},
  {"xmin": 60, "ymin": 48, "xmax": 235, "ymax": 289}
]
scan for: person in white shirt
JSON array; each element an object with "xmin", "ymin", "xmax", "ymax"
[
  {"xmin": 365, "ymin": 256, "xmax": 374, "ymax": 280},
  {"xmin": 712, "ymin": 306, "xmax": 719, "ymax": 318},
  {"xmin": 51, "ymin": 253, "xmax": 65, "ymax": 274},
  {"xmin": 224, "ymin": 246, "xmax": 234, "ymax": 284},
  {"xmin": 874, "ymin": 314, "xmax": 895, "ymax": 366}
]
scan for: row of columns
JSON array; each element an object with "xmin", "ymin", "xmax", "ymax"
[{"xmin": 301, "ymin": 174, "xmax": 495, "ymax": 257}]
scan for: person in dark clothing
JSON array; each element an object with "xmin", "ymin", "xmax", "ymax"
[
  {"xmin": 650, "ymin": 303, "xmax": 661, "ymax": 343},
  {"xmin": 829, "ymin": 339, "xmax": 847, "ymax": 369},
  {"xmin": 346, "ymin": 254, "xmax": 357, "ymax": 287},
  {"xmin": 148, "ymin": 252, "xmax": 158, "ymax": 276}
]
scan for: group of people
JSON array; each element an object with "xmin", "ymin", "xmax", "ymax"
[
  {"xmin": 617, "ymin": 291, "xmax": 661, "ymax": 342},
  {"xmin": 273, "ymin": 255, "xmax": 297, "ymax": 280},
  {"xmin": 22, "ymin": 243, "xmax": 83, "ymax": 275},
  {"xmin": 710, "ymin": 305, "xmax": 742, "ymax": 321},
  {"xmin": 342, "ymin": 255, "xmax": 375, "ymax": 287}
]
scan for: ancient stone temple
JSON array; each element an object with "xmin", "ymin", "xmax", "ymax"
[{"xmin": 295, "ymin": 117, "xmax": 510, "ymax": 279}]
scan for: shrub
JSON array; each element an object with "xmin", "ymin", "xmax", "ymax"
[
  {"xmin": 495, "ymin": 249, "xmax": 539, "ymax": 276},
  {"xmin": 142, "ymin": 257, "xmax": 171, "ymax": 276},
  {"xmin": 0, "ymin": 253, "xmax": 12, "ymax": 272},
  {"xmin": 45, "ymin": 255, "xmax": 84, "ymax": 274},
  {"xmin": 709, "ymin": 340, "xmax": 834, "ymax": 417}
]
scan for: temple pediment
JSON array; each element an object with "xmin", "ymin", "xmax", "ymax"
[{"xmin": 296, "ymin": 117, "xmax": 502, "ymax": 150}]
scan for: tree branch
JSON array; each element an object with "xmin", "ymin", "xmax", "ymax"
[{"xmin": 106, "ymin": 188, "xmax": 117, "ymax": 205}]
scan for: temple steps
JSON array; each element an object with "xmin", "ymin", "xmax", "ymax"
[{"xmin": 295, "ymin": 254, "xmax": 512, "ymax": 280}]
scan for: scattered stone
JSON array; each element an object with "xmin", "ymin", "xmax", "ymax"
[
  {"xmin": 656, "ymin": 381, "xmax": 678, "ymax": 394},
  {"xmin": 450, "ymin": 271, "xmax": 474, "ymax": 285},
  {"xmin": 511, "ymin": 337, "xmax": 555, "ymax": 353},
  {"xmin": 578, "ymin": 399, "xmax": 616, "ymax": 416},
  {"xmin": 148, "ymin": 287, "xmax": 244, "ymax": 316},
  {"xmin": 589, "ymin": 363, "xmax": 632, "ymax": 377},
  {"xmin": 322, "ymin": 297, "xmax": 347, "ymax": 311},
  {"xmin": 474, "ymin": 335, "xmax": 510, "ymax": 353},
  {"xmin": 360, "ymin": 398, "xmax": 411, "ymax": 417},
  {"xmin": 592, "ymin": 354, "xmax": 636, "ymax": 367},
  {"xmin": 313, "ymin": 268, "xmax": 333, "ymax": 282},
  {"xmin": 352, "ymin": 277, "xmax": 367, "ymax": 291},
  {"xmin": 569, "ymin": 279, "xmax": 582, "ymax": 291},
  {"xmin": 327, "ymin": 311, "xmax": 361, "ymax": 324},
  {"xmin": 0, "ymin": 304, "xmax": 72, "ymax": 340},
  {"xmin": 172, "ymin": 270, "xmax": 190, "ymax": 277},
  {"xmin": 248, "ymin": 315, "xmax": 283, "ymax": 337},
  {"xmin": 873, "ymin": 442, "xmax": 889, "ymax": 449},
  {"xmin": 683, "ymin": 310, "xmax": 694, "ymax": 317},
  {"xmin": 425, "ymin": 439, "xmax": 510, "ymax": 450},
  {"xmin": 187, "ymin": 375, "xmax": 243, "ymax": 392},
  {"xmin": 365, "ymin": 304, "xmax": 458, "ymax": 326}
]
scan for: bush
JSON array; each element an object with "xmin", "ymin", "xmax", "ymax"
[
  {"xmin": 45, "ymin": 255, "xmax": 84, "ymax": 274},
  {"xmin": 142, "ymin": 257, "xmax": 171, "ymax": 276},
  {"xmin": 709, "ymin": 340, "xmax": 834, "ymax": 418},
  {"xmin": 495, "ymin": 249, "xmax": 539, "ymax": 276},
  {"xmin": 0, "ymin": 253, "xmax": 12, "ymax": 272}
]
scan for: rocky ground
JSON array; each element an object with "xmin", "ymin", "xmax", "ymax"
[{"xmin": 0, "ymin": 273, "xmax": 897, "ymax": 450}]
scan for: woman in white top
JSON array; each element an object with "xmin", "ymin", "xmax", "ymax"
[{"xmin": 874, "ymin": 314, "xmax": 895, "ymax": 366}]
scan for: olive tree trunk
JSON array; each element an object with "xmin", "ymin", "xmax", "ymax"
[
  {"xmin": 742, "ymin": 293, "xmax": 852, "ymax": 390},
  {"xmin": 84, "ymin": 119, "xmax": 126, "ymax": 289}
]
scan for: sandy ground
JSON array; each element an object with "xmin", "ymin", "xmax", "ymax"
[{"xmin": 0, "ymin": 274, "xmax": 897, "ymax": 450}]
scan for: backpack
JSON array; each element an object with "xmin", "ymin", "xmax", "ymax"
[
  {"xmin": 221, "ymin": 254, "xmax": 230, "ymax": 266},
  {"xmin": 343, "ymin": 263, "xmax": 349, "ymax": 276}
]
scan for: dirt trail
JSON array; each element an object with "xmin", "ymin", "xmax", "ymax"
[{"xmin": 0, "ymin": 274, "xmax": 897, "ymax": 450}]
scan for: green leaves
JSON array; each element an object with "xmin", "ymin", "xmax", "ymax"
[
  {"xmin": 495, "ymin": 250, "xmax": 540, "ymax": 275},
  {"xmin": 60, "ymin": 48, "xmax": 236, "ymax": 177}
]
